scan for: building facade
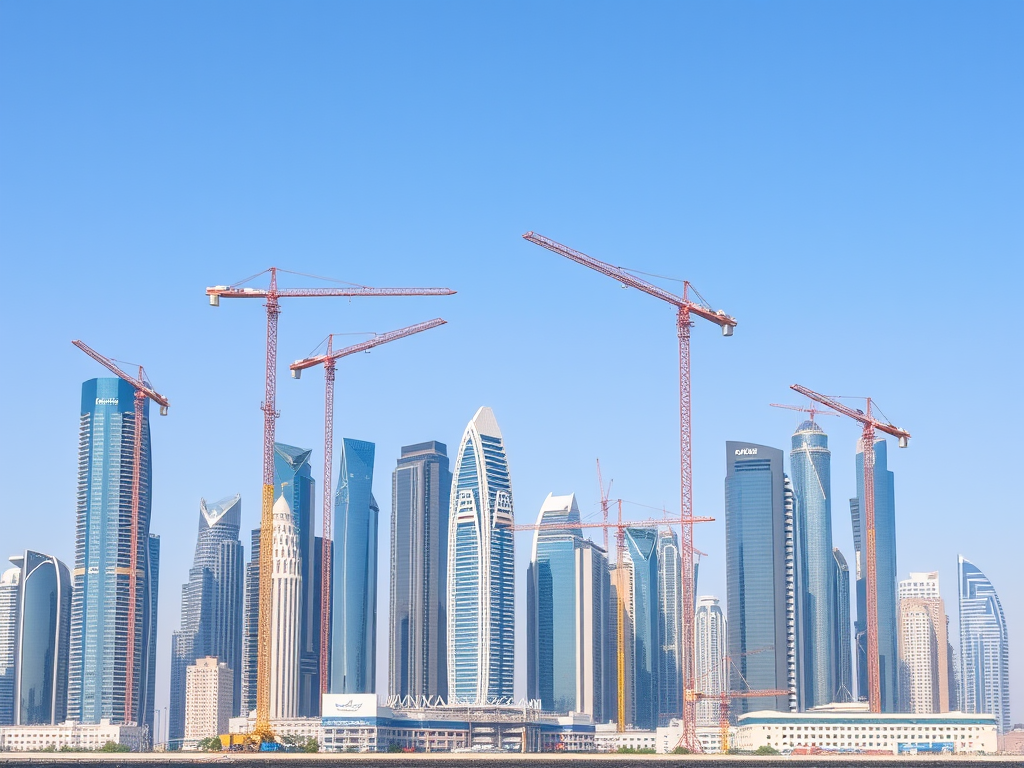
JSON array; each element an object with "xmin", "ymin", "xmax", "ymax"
[
  {"xmin": 832, "ymin": 548, "xmax": 854, "ymax": 703},
  {"xmin": 332, "ymin": 438, "xmax": 378, "ymax": 694},
  {"xmin": 897, "ymin": 571, "xmax": 950, "ymax": 714},
  {"xmin": 269, "ymin": 495, "xmax": 301, "ymax": 719},
  {"xmin": 725, "ymin": 442, "xmax": 791, "ymax": 715},
  {"xmin": 624, "ymin": 527, "xmax": 659, "ymax": 730},
  {"xmin": 694, "ymin": 595, "xmax": 728, "ymax": 727},
  {"xmin": 656, "ymin": 530, "xmax": 683, "ymax": 726},
  {"xmin": 957, "ymin": 556, "xmax": 1010, "ymax": 733},
  {"xmin": 169, "ymin": 494, "xmax": 244, "ymax": 743},
  {"xmin": 447, "ymin": 407, "xmax": 515, "ymax": 703},
  {"xmin": 0, "ymin": 567, "xmax": 21, "ymax": 726},
  {"xmin": 68, "ymin": 378, "xmax": 159, "ymax": 727},
  {"xmin": 184, "ymin": 657, "xmax": 233, "ymax": 748},
  {"xmin": 240, "ymin": 527, "xmax": 260, "ymax": 717}
]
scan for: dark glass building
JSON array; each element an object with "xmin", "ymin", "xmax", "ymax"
[
  {"xmin": 240, "ymin": 527, "xmax": 260, "ymax": 717},
  {"xmin": 169, "ymin": 495, "xmax": 244, "ymax": 743},
  {"xmin": 331, "ymin": 438, "xmax": 378, "ymax": 694},
  {"xmin": 832, "ymin": 548, "xmax": 853, "ymax": 702},
  {"xmin": 389, "ymin": 441, "xmax": 451, "ymax": 701},
  {"xmin": 68, "ymin": 378, "xmax": 159, "ymax": 726},
  {"xmin": 725, "ymin": 442, "xmax": 790, "ymax": 715},
  {"xmin": 624, "ymin": 526, "xmax": 659, "ymax": 730}
]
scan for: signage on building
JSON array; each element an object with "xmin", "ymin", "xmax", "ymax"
[
  {"xmin": 321, "ymin": 694, "xmax": 380, "ymax": 718},
  {"xmin": 734, "ymin": 447, "xmax": 758, "ymax": 456}
]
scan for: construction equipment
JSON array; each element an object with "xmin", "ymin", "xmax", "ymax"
[
  {"xmin": 206, "ymin": 268, "xmax": 454, "ymax": 740},
  {"xmin": 694, "ymin": 688, "xmax": 790, "ymax": 753},
  {"xmin": 289, "ymin": 318, "xmax": 448, "ymax": 696},
  {"xmin": 523, "ymin": 232, "xmax": 736, "ymax": 751},
  {"xmin": 72, "ymin": 340, "xmax": 170, "ymax": 725},
  {"xmin": 769, "ymin": 402, "xmax": 840, "ymax": 423},
  {"xmin": 790, "ymin": 384, "xmax": 910, "ymax": 713}
]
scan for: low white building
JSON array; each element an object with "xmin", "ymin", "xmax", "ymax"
[
  {"xmin": 733, "ymin": 705, "xmax": 998, "ymax": 755},
  {"xmin": 0, "ymin": 720, "xmax": 147, "ymax": 752},
  {"xmin": 655, "ymin": 721, "xmax": 733, "ymax": 753},
  {"xmin": 593, "ymin": 723, "xmax": 657, "ymax": 752},
  {"xmin": 184, "ymin": 656, "xmax": 233, "ymax": 749},
  {"xmin": 228, "ymin": 715, "xmax": 322, "ymax": 742}
]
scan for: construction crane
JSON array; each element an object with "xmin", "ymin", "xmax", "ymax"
[
  {"xmin": 790, "ymin": 384, "xmax": 910, "ymax": 713},
  {"xmin": 72, "ymin": 340, "xmax": 170, "ymax": 725},
  {"xmin": 769, "ymin": 402, "xmax": 840, "ymax": 424},
  {"xmin": 206, "ymin": 267, "xmax": 454, "ymax": 740},
  {"xmin": 693, "ymin": 688, "xmax": 791, "ymax": 753},
  {"xmin": 523, "ymin": 232, "xmax": 736, "ymax": 751},
  {"xmin": 289, "ymin": 318, "xmax": 448, "ymax": 696},
  {"xmin": 595, "ymin": 459, "xmax": 613, "ymax": 553}
]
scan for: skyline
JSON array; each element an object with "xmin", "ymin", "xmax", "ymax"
[{"xmin": 0, "ymin": 0, "xmax": 1020, "ymax": 730}]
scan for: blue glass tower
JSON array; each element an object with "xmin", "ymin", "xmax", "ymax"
[
  {"xmin": 447, "ymin": 407, "xmax": 515, "ymax": 704},
  {"xmin": 657, "ymin": 530, "xmax": 683, "ymax": 725},
  {"xmin": 852, "ymin": 438, "xmax": 898, "ymax": 711},
  {"xmin": 958, "ymin": 556, "xmax": 1010, "ymax": 733},
  {"xmin": 331, "ymin": 438, "xmax": 378, "ymax": 694},
  {"xmin": 832, "ymin": 548, "xmax": 854, "ymax": 703},
  {"xmin": 68, "ymin": 378, "xmax": 159, "ymax": 726},
  {"xmin": 624, "ymin": 527, "xmax": 660, "ymax": 730},
  {"xmin": 725, "ymin": 442, "xmax": 791, "ymax": 715}
]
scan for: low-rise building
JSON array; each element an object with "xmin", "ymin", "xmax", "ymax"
[
  {"xmin": 593, "ymin": 722, "xmax": 657, "ymax": 752},
  {"xmin": 655, "ymin": 721, "xmax": 733, "ymax": 753},
  {"xmin": 227, "ymin": 715, "xmax": 322, "ymax": 743},
  {"xmin": 0, "ymin": 720, "xmax": 147, "ymax": 752}
]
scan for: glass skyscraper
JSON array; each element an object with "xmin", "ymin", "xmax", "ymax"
[
  {"xmin": 170, "ymin": 494, "xmax": 244, "ymax": 743},
  {"xmin": 790, "ymin": 420, "xmax": 836, "ymax": 709},
  {"xmin": 957, "ymin": 556, "xmax": 1010, "ymax": 733},
  {"xmin": 0, "ymin": 566, "xmax": 21, "ymax": 725},
  {"xmin": 694, "ymin": 595, "xmax": 727, "ymax": 727},
  {"xmin": 624, "ymin": 526, "xmax": 659, "ymax": 730},
  {"xmin": 725, "ymin": 441, "xmax": 791, "ymax": 715},
  {"xmin": 390, "ymin": 441, "xmax": 451, "ymax": 701},
  {"xmin": 447, "ymin": 407, "xmax": 515, "ymax": 704},
  {"xmin": 656, "ymin": 530, "xmax": 683, "ymax": 725},
  {"xmin": 68, "ymin": 378, "xmax": 159, "ymax": 727},
  {"xmin": 852, "ymin": 438, "xmax": 899, "ymax": 711},
  {"xmin": 331, "ymin": 438, "xmax": 378, "ymax": 694},
  {"xmin": 241, "ymin": 527, "xmax": 260, "ymax": 717},
  {"xmin": 832, "ymin": 548, "xmax": 854, "ymax": 703}
]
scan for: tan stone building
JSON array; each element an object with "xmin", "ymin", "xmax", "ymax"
[{"xmin": 184, "ymin": 656, "xmax": 233, "ymax": 748}]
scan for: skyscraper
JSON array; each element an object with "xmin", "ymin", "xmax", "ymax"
[
  {"xmin": 273, "ymin": 443, "xmax": 318, "ymax": 716},
  {"xmin": 694, "ymin": 596, "xmax": 727, "ymax": 727},
  {"xmin": 241, "ymin": 528, "xmax": 260, "ymax": 717},
  {"xmin": 170, "ymin": 495, "xmax": 244, "ymax": 743},
  {"xmin": 609, "ymin": 560, "xmax": 634, "ymax": 725},
  {"xmin": 526, "ymin": 493, "xmax": 609, "ymax": 720},
  {"xmin": 390, "ymin": 441, "xmax": 451, "ymax": 701},
  {"xmin": 624, "ymin": 526, "xmax": 659, "ymax": 730},
  {"xmin": 0, "ymin": 567, "xmax": 21, "ymax": 726},
  {"xmin": 790, "ymin": 420, "xmax": 836, "ymax": 709},
  {"xmin": 68, "ymin": 378, "xmax": 159, "ymax": 726},
  {"xmin": 851, "ymin": 438, "xmax": 899, "ymax": 711},
  {"xmin": 832, "ymin": 548, "xmax": 854, "ymax": 703},
  {"xmin": 332, "ymin": 438, "xmax": 378, "ymax": 695},
  {"xmin": 957, "ymin": 556, "xmax": 1010, "ymax": 733},
  {"xmin": 656, "ymin": 530, "xmax": 683, "ymax": 725},
  {"xmin": 725, "ymin": 442, "xmax": 791, "ymax": 715},
  {"xmin": 145, "ymin": 534, "xmax": 160, "ymax": 735},
  {"xmin": 897, "ymin": 572, "xmax": 950, "ymax": 714},
  {"xmin": 447, "ymin": 407, "xmax": 515, "ymax": 704},
  {"xmin": 270, "ymin": 495, "xmax": 301, "ymax": 719}
]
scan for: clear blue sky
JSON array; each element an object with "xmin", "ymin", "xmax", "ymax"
[{"xmin": 1, "ymin": 1, "xmax": 1021, "ymax": 728}]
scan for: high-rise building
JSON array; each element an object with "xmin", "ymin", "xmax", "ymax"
[
  {"xmin": 269, "ymin": 495, "xmax": 300, "ymax": 719},
  {"xmin": 724, "ymin": 442, "xmax": 791, "ymax": 715},
  {"xmin": 447, "ymin": 407, "xmax": 515, "ymax": 704},
  {"xmin": 184, "ymin": 657, "xmax": 233, "ymax": 748},
  {"xmin": 832, "ymin": 548, "xmax": 854, "ymax": 703},
  {"xmin": 145, "ymin": 534, "xmax": 159, "ymax": 735},
  {"xmin": 624, "ymin": 526, "xmax": 659, "ymax": 730},
  {"xmin": 851, "ymin": 438, "xmax": 899, "ymax": 711},
  {"xmin": 68, "ymin": 378, "xmax": 160, "ymax": 726},
  {"xmin": 9, "ymin": 552, "xmax": 72, "ymax": 725},
  {"xmin": 526, "ymin": 493, "xmax": 609, "ymax": 720},
  {"xmin": 790, "ymin": 420, "xmax": 836, "ymax": 710},
  {"xmin": 609, "ymin": 559, "xmax": 634, "ymax": 725},
  {"xmin": 656, "ymin": 530, "xmax": 682, "ymax": 725},
  {"xmin": 331, "ymin": 438, "xmax": 378, "ymax": 695},
  {"xmin": 694, "ymin": 596, "xmax": 727, "ymax": 727},
  {"xmin": 897, "ymin": 571, "xmax": 951, "ymax": 714},
  {"xmin": 240, "ymin": 528, "xmax": 260, "ymax": 717},
  {"xmin": 273, "ymin": 443, "xmax": 319, "ymax": 716},
  {"xmin": 169, "ymin": 495, "xmax": 244, "ymax": 743},
  {"xmin": 0, "ymin": 567, "xmax": 21, "ymax": 726},
  {"xmin": 957, "ymin": 556, "xmax": 1010, "ymax": 733}
]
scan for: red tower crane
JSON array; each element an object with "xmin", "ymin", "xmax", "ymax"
[
  {"xmin": 72, "ymin": 340, "xmax": 170, "ymax": 725},
  {"xmin": 769, "ymin": 402, "xmax": 840, "ymax": 424},
  {"xmin": 289, "ymin": 318, "xmax": 448, "ymax": 696},
  {"xmin": 206, "ymin": 268, "xmax": 454, "ymax": 739},
  {"xmin": 790, "ymin": 384, "xmax": 910, "ymax": 713},
  {"xmin": 523, "ymin": 232, "xmax": 735, "ymax": 751}
]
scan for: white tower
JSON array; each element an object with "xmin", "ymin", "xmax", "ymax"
[{"xmin": 269, "ymin": 495, "xmax": 300, "ymax": 719}]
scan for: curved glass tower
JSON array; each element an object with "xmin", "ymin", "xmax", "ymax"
[
  {"xmin": 657, "ymin": 530, "xmax": 682, "ymax": 725},
  {"xmin": 624, "ymin": 526, "xmax": 659, "ymax": 730},
  {"xmin": 447, "ymin": 407, "xmax": 514, "ymax": 704},
  {"xmin": 958, "ymin": 556, "xmax": 1010, "ymax": 733}
]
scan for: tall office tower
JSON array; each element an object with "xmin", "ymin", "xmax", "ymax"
[
  {"xmin": 790, "ymin": 420, "xmax": 836, "ymax": 710},
  {"xmin": 898, "ymin": 571, "xmax": 951, "ymax": 714},
  {"xmin": 832, "ymin": 549, "xmax": 854, "ymax": 703},
  {"xmin": 240, "ymin": 528, "xmax": 260, "ymax": 717},
  {"xmin": 184, "ymin": 657, "xmax": 233, "ymax": 747},
  {"xmin": 694, "ymin": 596, "xmax": 728, "ymax": 727},
  {"xmin": 725, "ymin": 442, "xmax": 791, "ymax": 716},
  {"xmin": 68, "ymin": 378, "xmax": 159, "ymax": 726},
  {"xmin": 958, "ymin": 556, "xmax": 1010, "ymax": 733},
  {"xmin": 624, "ymin": 527, "xmax": 659, "ymax": 730},
  {"xmin": 526, "ymin": 494, "xmax": 609, "ymax": 720},
  {"xmin": 609, "ymin": 560, "xmax": 634, "ymax": 725},
  {"xmin": 783, "ymin": 476, "xmax": 799, "ymax": 711},
  {"xmin": 269, "ymin": 495, "xmax": 301, "ymax": 719},
  {"xmin": 10, "ymin": 552, "xmax": 71, "ymax": 725},
  {"xmin": 144, "ymin": 533, "xmax": 160, "ymax": 736},
  {"xmin": 331, "ymin": 438, "xmax": 378, "ymax": 695},
  {"xmin": 390, "ymin": 442, "xmax": 452, "ymax": 700},
  {"xmin": 851, "ymin": 438, "xmax": 899, "ymax": 711},
  {"xmin": 447, "ymin": 407, "xmax": 515, "ymax": 704},
  {"xmin": 656, "ymin": 530, "xmax": 683, "ymax": 725},
  {"xmin": 0, "ymin": 567, "xmax": 21, "ymax": 726},
  {"xmin": 169, "ymin": 495, "xmax": 245, "ymax": 743},
  {"xmin": 273, "ymin": 443, "xmax": 318, "ymax": 716}
]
